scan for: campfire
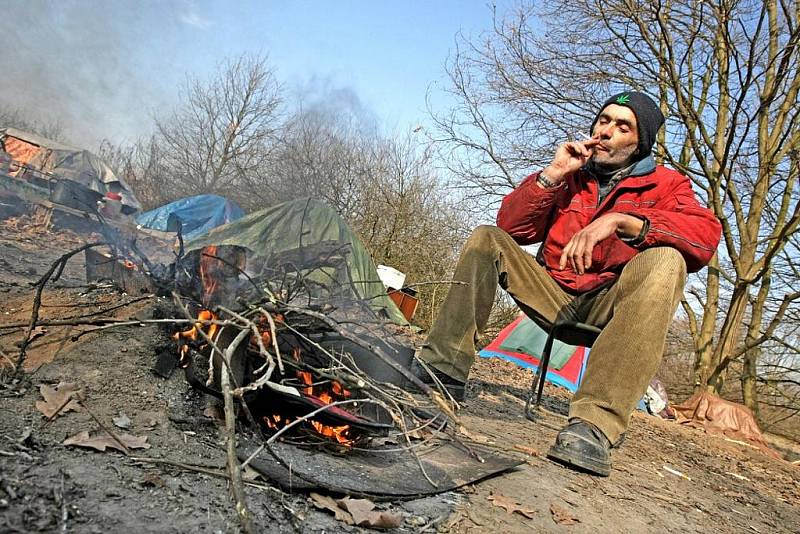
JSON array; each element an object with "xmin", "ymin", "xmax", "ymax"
[
  {"xmin": 174, "ymin": 307, "xmax": 364, "ymax": 446},
  {"xmin": 79, "ymin": 224, "xmax": 441, "ymax": 452},
  {"xmin": 171, "ymin": 244, "xmax": 394, "ymax": 447}
]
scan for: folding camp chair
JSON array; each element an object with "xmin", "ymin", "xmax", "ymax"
[{"xmin": 524, "ymin": 321, "xmax": 602, "ymax": 421}]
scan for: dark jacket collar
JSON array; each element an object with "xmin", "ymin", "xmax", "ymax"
[
  {"xmin": 627, "ymin": 154, "xmax": 656, "ymax": 177},
  {"xmin": 582, "ymin": 155, "xmax": 657, "ymax": 205},
  {"xmin": 584, "ymin": 154, "xmax": 656, "ymax": 180}
]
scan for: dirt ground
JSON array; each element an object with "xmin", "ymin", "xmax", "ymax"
[{"xmin": 1, "ymin": 221, "xmax": 799, "ymax": 533}]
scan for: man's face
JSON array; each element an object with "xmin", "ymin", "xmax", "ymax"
[{"xmin": 591, "ymin": 104, "xmax": 639, "ymax": 170}]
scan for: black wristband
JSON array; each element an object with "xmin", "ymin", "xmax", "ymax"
[{"xmin": 621, "ymin": 217, "xmax": 650, "ymax": 246}]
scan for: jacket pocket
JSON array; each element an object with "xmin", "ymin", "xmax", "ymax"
[
  {"xmin": 593, "ymin": 234, "xmax": 635, "ymax": 272},
  {"xmin": 612, "ymin": 199, "xmax": 656, "ymax": 210},
  {"xmin": 553, "ymin": 204, "xmax": 587, "ymax": 245}
]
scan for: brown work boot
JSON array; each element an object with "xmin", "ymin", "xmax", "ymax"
[{"xmin": 547, "ymin": 419, "xmax": 611, "ymax": 476}]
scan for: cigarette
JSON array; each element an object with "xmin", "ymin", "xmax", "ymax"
[{"xmin": 576, "ymin": 132, "xmax": 592, "ymax": 140}]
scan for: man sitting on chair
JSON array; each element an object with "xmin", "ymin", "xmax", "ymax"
[{"xmin": 414, "ymin": 91, "xmax": 721, "ymax": 476}]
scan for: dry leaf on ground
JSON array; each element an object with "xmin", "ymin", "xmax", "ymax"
[
  {"xmin": 63, "ymin": 430, "xmax": 150, "ymax": 453},
  {"xmin": 36, "ymin": 382, "xmax": 82, "ymax": 419},
  {"xmin": 513, "ymin": 444, "xmax": 541, "ymax": 457},
  {"xmin": 113, "ymin": 413, "xmax": 132, "ymax": 429},
  {"xmin": 550, "ymin": 503, "xmax": 580, "ymax": 525},
  {"xmin": 358, "ymin": 510, "xmax": 403, "ymax": 529},
  {"xmin": 487, "ymin": 492, "xmax": 537, "ymax": 519},
  {"xmin": 337, "ymin": 497, "xmax": 402, "ymax": 529},
  {"xmin": 310, "ymin": 492, "xmax": 354, "ymax": 524},
  {"xmin": 406, "ymin": 428, "xmax": 433, "ymax": 441},
  {"xmin": 310, "ymin": 494, "xmax": 402, "ymax": 529},
  {"xmin": 457, "ymin": 425, "xmax": 493, "ymax": 444},
  {"xmin": 27, "ymin": 326, "xmax": 47, "ymax": 343}
]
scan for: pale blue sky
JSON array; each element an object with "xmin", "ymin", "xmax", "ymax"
[{"xmin": 0, "ymin": 0, "xmax": 517, "ymax": 147}]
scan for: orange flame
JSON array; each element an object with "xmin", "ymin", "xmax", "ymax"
[
  {"xmin": 310, "ymin": 389, "xmax": 352, "ymax": 444},
  {"xmin": 199, "ymin": 246, "xmax": 220, "ymax": 306},
  {"xmin": 263, "ymin": 414, "xmax": 285, "ymax": 430},
  {"xmin": 173, "ymin": 309, "xmax": 219, "ymax": 367},
  {"xmin": 311, "ymin": 420, "xmax": 351, "ymax": 443},
  {"xmin": 331, "ymin": 381, "xmax": 349, "ymax": 397},
  {"xmin": 284, "ymin": 347, "xmax": 353, "ymax": 444},
  {"xmin": 297, "ymin": 371, "xmax": 314, "ymax": 396}
]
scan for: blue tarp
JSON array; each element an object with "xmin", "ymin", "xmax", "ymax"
[{"xmin": 135, "ymin": 195, "xmax": 245, "ymax": 240}]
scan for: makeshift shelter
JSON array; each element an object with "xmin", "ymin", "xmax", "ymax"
[
  {"xmin": 0, "ymin": 127, "xmax": 141, "ymax": 212},
  {"xmin": 673, "ymin": 391, "xmax": 781, "ymax": 459},
  {"xmin": 479, "ymin": 314, "xmax": 588, "ymax": 392},
  {"xmin": 136, "ymin": 194, "xmax": 245, "ymax": 240},
  {"xmin": 185, "ymin": 197, "xmax": 407, "ymax": 325}
]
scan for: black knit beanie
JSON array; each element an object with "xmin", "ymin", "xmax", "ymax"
[{"xmin": 590, "ymin": 91, "xmax": 665, "ymax": 158}]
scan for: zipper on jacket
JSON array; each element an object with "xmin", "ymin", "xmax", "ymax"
[{"xmin": 592, "ymin": 174, "xmax": 651, "ymax": 218}]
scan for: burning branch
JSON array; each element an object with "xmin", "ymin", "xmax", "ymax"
[
  {"xmin": 255, "ymin": 307, "xmax": 284, "ymax": 374},
  {"xmin": 270, "ymin": 320, "xmax": 365, "ymax": 390},
  {"xmin": 171, "ymin": 293, "xmax": 254, "ymax": 533},
  {"xmin": 219, "ymin": 326, "xmax": 255, "ymax": 534},
  {"xmin": 217, "ymin": 305, "xmax": 282, "ymax": 391}
]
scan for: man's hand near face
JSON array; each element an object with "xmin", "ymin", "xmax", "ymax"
[
  {"xmin": 559, "ymin": 213, "xmax": 644, "ymax": 274},
  {"xmin": 538, "ymin": 138, "xmax": 601, "ymax": 188}
]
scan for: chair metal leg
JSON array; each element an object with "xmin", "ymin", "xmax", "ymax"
[
  {"xmin": 535, "ymin": 325, "xmax": 560, "ymax": 407},
  {"xmin": 524, "ymin": 321, "xmax": 602, "ymax": 421},
  {"xmin": 525, "ymin": 323, "xmax": 559, "ymax": 419}
]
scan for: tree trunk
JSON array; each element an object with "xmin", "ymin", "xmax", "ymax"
[
  {"xmin": 705, "ymin": 284, "xmax": 750, "ymax": 392},
  {"xmin": 741, "ymin": 270, "xmax": 771, "ymax": 414},
  {"xmin": 693, "ymin": 255, "xmax": 720, "ymax": 392},
  {"xmin": 741, "ymin": 348, "xmax": 760, "ymax": 415}
]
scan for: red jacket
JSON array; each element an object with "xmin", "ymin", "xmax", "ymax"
[{"xmin": 496, "ymin": 161, "xmax": 721, "ymax": 293}]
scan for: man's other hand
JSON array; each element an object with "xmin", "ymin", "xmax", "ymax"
[
  {"xmin": 559, "ymin": 213, "xmax": 644, "ymax": 274},
  {"xmin": 541, "ymin": 139, "xmax": 601, "ymax": 184}
]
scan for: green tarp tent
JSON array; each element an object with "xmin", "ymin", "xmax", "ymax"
[{"xmin": 185, "ymin": 198, "xmax": 407, "ymax": 325}]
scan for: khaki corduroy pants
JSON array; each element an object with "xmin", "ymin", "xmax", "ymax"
[{"xmin": 419, "ymin": 225, "xmax": 686, "ymax": 443}]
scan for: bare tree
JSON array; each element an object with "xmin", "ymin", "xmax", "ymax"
[
  {"xmin": 351, "ymin": 132, "xmax": 470, "ymax": 330},
  {"xmin": 240, "ymin": 100, "xmax": 380, "ymax": 215},
  {"xmin": 155, "ymin": 54, "xmax": 282, "ymax": 200},
  {"xmin": 0, "ymin": 104, "xmax": 65, "ymax": 141},
  {"xmin": 432, "ymin": 1, "xmax": 800, "ymax": 414}
]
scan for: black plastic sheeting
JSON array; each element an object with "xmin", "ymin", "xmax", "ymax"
[{"xmin": 239, "ymin": 439, "xmax": 522, "ymax": 500}]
